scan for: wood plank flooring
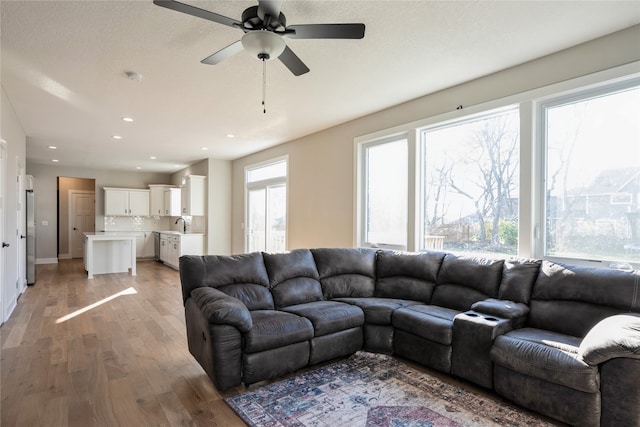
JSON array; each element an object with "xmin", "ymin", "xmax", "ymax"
[{"xmin": 1, "ymin": 259, "xmax": 245, "ymax": 427}]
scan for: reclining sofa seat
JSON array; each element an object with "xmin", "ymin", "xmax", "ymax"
[
  {"xmin": 392, "ymin": 253, "xmax": 507, "ymax": 373},
  {"xmin": 263, "ymin": 249, "xmax": 365, "ymax": 365},
  {"xmin": 490, "ymin": 261, "xmax": 640, "ymax": 427},
  {"xmin": 328, "ymin": 249, "xmax": 443, "ymax": 354},
  {"xmin": 181, "ymin": 252, "xmax": 325, "ymax": 389}
]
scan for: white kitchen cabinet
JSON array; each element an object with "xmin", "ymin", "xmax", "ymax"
[
  {"xmin": 159, "ymin": 232, "xmax": 204, "ymax": 270},
  {"xmin": 164, "ymin": 188, "xmax": 182, "ymax": 216},
  {"xmin": 134, "ymin": 232, "xmax": 156, "ymax": 259},
  {"xmin": 149, "ymin": 185, "xmax": 169, "ymax": 216},
  {"xmin": 181, "ymin": 175, "xmax": 206, "ymax": 216},
  {"xmin": 104, "ymin": 187, "xmax": 149, "ymax": 216},
  {"xmin": 149, "ymin": 185, "xmax": 181, "ymax": 216}
]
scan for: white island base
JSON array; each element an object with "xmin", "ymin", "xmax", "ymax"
[{"xmin": 84, "ymin": 233, "xmax": 136, "ymax": 279}]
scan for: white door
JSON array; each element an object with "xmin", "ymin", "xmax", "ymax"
[
  {"xmin": 70, "ymin": 191, "xmax": 95, "ymax": 259},
  {"xmin": 16, "ymin": 166, "xmax": 26, "ymax": 292},
  {"xmin": 0, "ymin": 139, "xmax": 7, "ymax": 322},
  {"xmin": 247, "ymin": 184, "xmax": 286, "ymax": 253}
]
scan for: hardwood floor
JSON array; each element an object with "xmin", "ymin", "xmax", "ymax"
[{"xmin": 1, "ymin": 259, "xmax": 246, "ymax": 427}]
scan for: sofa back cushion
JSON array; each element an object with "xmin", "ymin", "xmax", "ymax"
[
  {"xmin": 179, "ymin": 253, "xmax": 274, "ymax": 310},
  {"xmin": 312, "ymin": 248, "xmax": 377, "ymax": 299},
  {"xmin": 375, "ymin": 250, "xmax": 445, "ymax": 302},
  {"xmin": 528, "ymin": 261, "xmax": 640, "ymax": 338},
  {"xmin": 499, "ymin": 258, "xmax": 542, "ymax": 304},
  {"xmin": 263, "ymin": 249, "xmax": 324, "ymax": 308},
  {"xmin": 432, "ymin": 254, "xmax": 504, "ymax": 311}
]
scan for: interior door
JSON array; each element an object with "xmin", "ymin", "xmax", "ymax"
[
  {"xmin": 70, "ymin": 191, "xmax": 95, "ymax": 259},
  {"xmin": 16, "ymin": 167, "xmax": 25, "ymax": 292},
  {"xmin": 0, "ymin": 139, "xmax": 6, "ymax": 322}
]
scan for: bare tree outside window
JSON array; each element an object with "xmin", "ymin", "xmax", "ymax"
[{"xmin": 421, "ymin": 109, "xmax": 520, "ymax": 255}]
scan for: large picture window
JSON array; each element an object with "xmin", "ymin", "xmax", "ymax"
[
  {"xmin": 355, "ymin": 65, "xmax": 639, "ymax": 269},
  {"xmin": 543, "ymin": 83, "xmax": 640, "ymax": 264},
  {"xmin": 420, "ymin": 108, "xmax": 519, "ymax": 255}
]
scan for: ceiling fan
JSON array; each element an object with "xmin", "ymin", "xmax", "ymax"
[{"xmin": 153, "ymin": 0, "xmax": 366, "ymax": 76}]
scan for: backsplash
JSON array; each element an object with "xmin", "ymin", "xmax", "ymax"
[
  {"xmin": 103, "ymin": 216, "xmax": 170, "ymax": 231},
  {"xmin": 103, "ymin": 215, "xmax": 206, "ymax": 234}
]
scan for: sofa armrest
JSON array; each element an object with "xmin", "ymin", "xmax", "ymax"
[
  {"xmin": 190, "ymin": 287, "xmax": 253, "ymax": 333},
  {"xmin": 471, "ymin": 298, "xmax": 529, "ymax": 319},
  {"xmin": 578, "ymin": 313, "xmax": 640, "ymax": 365}
]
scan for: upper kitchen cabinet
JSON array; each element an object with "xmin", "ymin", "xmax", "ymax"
[
  {"xmin": 181, "ymin": 175, "xmax": 206, "ymax": 216},
  {"xmin": 164, "ymin": 187, "xmax": 181, "ymax": 216},
  {"xmin": 149, "ymin": 185, "xmax": 181, "ymax": 216},
  {"xmin": 104, "ymin": 187, "xmax": 150, "ymax": 216}
]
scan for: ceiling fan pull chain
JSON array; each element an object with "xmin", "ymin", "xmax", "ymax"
[{"xmin": 262, "ymin": 58, "xmax": 267, "ymax": 114}]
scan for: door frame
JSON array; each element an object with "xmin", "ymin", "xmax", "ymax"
[{"xmin": 68, "ymin": 190, "xmax": 95, "ymax": 259}]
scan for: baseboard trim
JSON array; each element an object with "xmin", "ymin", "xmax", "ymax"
[
  {"xmin": 36, "ymin": 258, "xmax": 59, "ymax": 264},
  {"xmin": 58, "ymin": 253, "xmax": 71, "ymax": 260}
]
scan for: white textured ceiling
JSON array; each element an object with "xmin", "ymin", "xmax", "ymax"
[{"xmin": 2, "ymin": 1, "xmax": 639, "ymax": 173}]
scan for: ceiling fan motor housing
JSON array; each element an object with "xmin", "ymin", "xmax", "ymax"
[{"xmin": 241, "ymin": 5, "xmax": 286, "ymax": 32}]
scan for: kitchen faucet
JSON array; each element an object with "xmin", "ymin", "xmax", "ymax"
[{"xmin": 175, "ymin": 217, "xmax": 186, "ymax": 233}]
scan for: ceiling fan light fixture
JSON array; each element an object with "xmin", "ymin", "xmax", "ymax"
[{"xmin": 241, "ymin": 31, "xmax": 285, "ymax": 61}]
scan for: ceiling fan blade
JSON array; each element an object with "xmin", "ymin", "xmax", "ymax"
[
  {"xmin": 287, "ymin": 23, "xmax": 365, "ymax": 39},
  {"xmin": 278, "ymin": 45, "xmax": 310, "ymax": 76},
  {"xmin": 201, "ymin": 40, "xmax": 244, "ymax": 65},
  {"xmin": 257, "ymin": 0, "xmax": 283, "ymax": 20},
  {"xmin": 153, "ymin": 0, "xmax": 241, "ymax": 29}
]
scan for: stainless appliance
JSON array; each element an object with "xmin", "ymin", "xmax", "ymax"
[
  {"xmin": 26, "ymin": 188, "xmax": 36, "ymax": 285},
  {"xmin": 153, "ymin": 231, "xmax": 160, "ymax": 261}
]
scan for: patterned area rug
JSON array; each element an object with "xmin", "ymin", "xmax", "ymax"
[{"xmin": 225, "ymin": 352, "xmax": 559, "ymax": 427}]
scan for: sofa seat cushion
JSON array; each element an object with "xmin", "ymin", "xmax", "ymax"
[
  {"xmin": 392, "ymin": 305, "xmax": 459, "ymax": 345},
  {"xmin": 491, "ymin": 328, "xmax": 599, "ymax": 393},
  {"xmin": 243, "ymin": 310, "xmax": 314, "ymax": 353},
  {"xmin": 282, "ymin": 301, "xmax": 364, "ymax": 337},
  {"xmin": 333, "ymin": 297, "xmax": 424, "ymax": 325}
]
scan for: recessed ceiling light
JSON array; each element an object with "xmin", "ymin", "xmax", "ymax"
[
  {"xmin": 201, "ymin": 147, "xmax": 208, "ymax": 151},
  {"xmin": 48, "ymin": 146, "xmax": 57, "ymax": 150},
  {"xmin": 150, "ymin": 156, "xmax": 157, "ymax": 160},
  {"xmin": 52, "ymin": 159, "xmax": 59, "ymax": 163},
  {"xmin": 136, "ymin": 166, "xmax": 142, "ymax": 170},
  {"xmin": 226, "ymin": 134, "xmax": 235, "ymax": 138},
  {"xmin": 112, "ymin": 135, "xmax": 122, "ymax": 140},
  {"xmin": 122, "ymin": 117, "xmax": 134, "ymax": 122}
]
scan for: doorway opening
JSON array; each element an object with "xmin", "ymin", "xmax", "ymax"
[{"xmin": 57, "ymin": 177, "xmax": 95, "ymax": 259}]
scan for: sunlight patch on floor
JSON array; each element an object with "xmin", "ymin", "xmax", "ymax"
[{"xmin": 55, "ymin": 287, "xmax": 138, "ymax": 324}]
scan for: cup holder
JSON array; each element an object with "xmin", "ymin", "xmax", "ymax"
[
  {"xmin": 466, "ymin": 313, "xmax": 479, "ymax": 317},
  {"xmin": 485, "ymin": 317, "xmax": 498, "ymax": 322}
]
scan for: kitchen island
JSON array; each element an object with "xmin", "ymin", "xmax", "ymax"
[{"xmin": 83, "ymin": 232, "xmax": 136, "ymax": 279}]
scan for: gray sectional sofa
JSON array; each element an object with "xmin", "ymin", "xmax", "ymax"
[{"xmin": 179, "ymin": 248, "xmax": 640, "ymax": 426}]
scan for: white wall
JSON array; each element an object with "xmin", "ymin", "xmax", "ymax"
[
  {"xmin": 170, "ymin": 158, "xmax": 233, "ymax": 255},
  {"xmin": 231, "ymin": 25, "xmax": 640, "ymax": 254},
  {"xmin": 1, "ymin": 85, "xmax": 27, "ymax": 322},
  {"xmin": 25, "ymin": 162, "xmax": 172, "ymax": 261}
]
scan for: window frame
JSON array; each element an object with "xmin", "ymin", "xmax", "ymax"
[
  {"xmin": 417, "ymin": 105, "xmax": 520, "ymax": 255},
  {"xmin": 244, "ymin": 156, "xmax": 289, "ymax": 253},
  {"xmin": 354, "ymin": 61, "xmax": 640, "ymax": 269},
  {"xmin": 535, "ymin": 76, "xmax": 640, "ymax": 267},
  {"xmin": 356, "ymin": 134, "xmax": 410, "ymax": 250}
]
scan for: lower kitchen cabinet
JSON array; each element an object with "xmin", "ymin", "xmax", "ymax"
[{"xmin": 159, "ymin": 233, "xmax": 204, "ymax": 269}]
